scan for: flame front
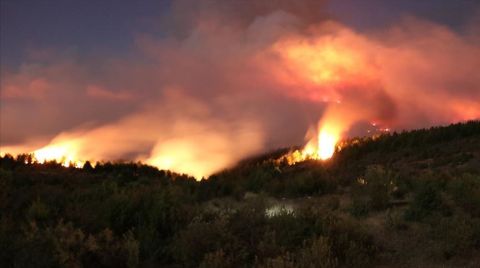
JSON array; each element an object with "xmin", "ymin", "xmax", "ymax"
[
  {"xmin": 1, "ymin": 136, "xmax": 89, "ymax": 168},
  {"xmin": 284, "ymin": 122, "xmax": 341, "ymax": 165},
  {"xmin": 316, "ymin": 128, "xmax": 338, "ymax": 160},
  {"xmin": 272, "ymin": 33, "xmax": 356, "ymax": 164},
  {"xmin": 302, "ymin": 127, "xmax": 339, "ymax": 160},
  {"xmin": 32, "ymin": 141, "xmax": 84, "ymax": 168},
  {"xmin": 2, "ymin": 13, "xmax": 480, "ymax": 177}
]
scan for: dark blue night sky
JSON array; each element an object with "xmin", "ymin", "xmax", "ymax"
[{"xmin": 2, "ymin": 0, "xmax": 479, "ymax": 67}]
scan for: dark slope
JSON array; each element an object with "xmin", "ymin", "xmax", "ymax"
[
  {"xmin": 203, "ymin": 120, "xmax": 480, "ymax": 198},
  {"xmin": 1, "ymin": 121, "xmax": 480, "ymax": 267}
]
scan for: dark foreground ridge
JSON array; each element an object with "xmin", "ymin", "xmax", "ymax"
[{"xmin": 1, "ymin": 121, "xmax": 480, "ymax": 267}]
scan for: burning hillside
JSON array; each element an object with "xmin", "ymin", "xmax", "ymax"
[
  {"xmin": 1, "ymin": 0, "xmax": 480, "ymax": 178},
  {"xmin": 2, "ymin": 2, "xmax": 480, "ymax": 267}
]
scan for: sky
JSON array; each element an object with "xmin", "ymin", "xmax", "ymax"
[
  {"xmin": 1, "ymin": 0, "xmax": 480, "ymax": 177},
  {"xmin": 2, "ymin": 0, "xmax": 478, "ymax": 67}
]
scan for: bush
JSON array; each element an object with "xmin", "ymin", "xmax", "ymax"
[
  {"xmin": 447, "ymin": 173, "xmax": 480, "ymax": 217},
  {"xmin": 384, "ymin": 209, "xmax": 408, "ymax": 231},
  {"xmin": 259, "ymin": 252, "xmax": 296, "ymax": 268},
  {"xmin": 256, "ymin": 236, "xmax": 337, "ymax": 268},
  {"xmin": 13, "ymin": 222, "xmax": 57, "ymax": 268},
  {"xmin": 267, "ymin": 209, "xmax": 309, "ymax": 250},
  {"xmin": 172, "ymin": 216, "xmax": 229, "ymax": 267},
  {"xmin": 349, "ymin": 165, "xmax": 397, "ymax": 217},
  {"xmin": 26, "ymin": 199, "xmax": 50, "ymax": 223},
  {"xmin": 319, "ymin": 215, "xmax": 376, "ymax": 266},
  {"xmin": 297, "ymin": 236, "xmax": 338, "ymax": 268},
  {"xmin": 349, "ymin": 197, "xmax": 370, "ymax": 218},
  {"xmin": 0, "ymin": 168, "xmax": 12, "ymax": 209},
  {"xmin": 173, "ymin": 221, "xmax": 219, "ymax": 266},
  {"xmin": 199, "ymin": 249, "xmax": 233, "ymax": 268},
  {"xmin": 12, "ymin": 221, "xmax": 140, "ymax": 268},
  {"xmin": 404, "ymin": 180, "xmax": 450, "ymax": 221},
  {"xmin": 428, "ymin": 214, "xmax": 479, "ymax": 259}
]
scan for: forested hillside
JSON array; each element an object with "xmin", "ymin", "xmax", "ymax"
[{"xmin": 1, "ymin": 121, "xmax": 480, "ymax": 267}]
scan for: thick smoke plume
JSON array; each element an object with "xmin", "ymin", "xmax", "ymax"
[{"xmin": 1, "ymin": 0, "xmax": 479, "ymax": 177}]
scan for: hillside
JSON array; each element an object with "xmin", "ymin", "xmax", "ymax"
[{"xmin": 1, "ymin": 121, "xmax": 480, "ymax": 267}]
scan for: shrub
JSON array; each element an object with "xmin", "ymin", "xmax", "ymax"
[
  {"xmin": 297, "ymin": 236, "xmax": 338, "ymax": 268},
  {"xmin": 349, "ymin": 165, "xmax": 396, "ymax": 216},
  {"xmin": 12, "ymin": 221, "xmax": 140, "ymax": 268},
  {"xmin": 199, "ymin": 249, "xmax": 233, "ymax": 268},
  {"xmin": 428, "ymin": 214, "xmax": 478, "ymax": 259},
  {"xmin": 27, "ymin": 199, "xmax": 50, "ymax": 223},
  {"xmin": 325, "ymin": 196, "xmax": 340, "ymax": 211},
  {"xmin": 404, "ymin": 180, "xmax": 450, "ymax": 221},
  {"xmin": 0, "ymin": 169, "xmax": 12, "ymax": 209},
  {"xmin": 328, "ymin": 218, "xmax": 376, "ymax": 267},
  {"xmin": 258, "ymin": 252, "xmax": 296, "ymax": 268},
  {"xmin": 13, "ymin": 222, "xmax": 57, "ymax": 268},
  {"xmin": 384, "ymin": 209, "xmax": 408, "ymax": 231},
  {"xmin": 173, "ymin": 221, "xmax": 218, "ymax": 266},
  {"xmin": 349, "ymin": 197, "xmax": 370, "ymax": 218},
  {"xmin": 267, "ymin": 209, "xmax": 309, "ymax": 250},
  {"xmin": 447, "ymin": 173, "xmax": 480, "ymax": 217}
]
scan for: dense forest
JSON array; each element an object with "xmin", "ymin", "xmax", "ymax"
[{"xmin": 1, "ymin": 121, "xmax": 480, "ymax": 267}]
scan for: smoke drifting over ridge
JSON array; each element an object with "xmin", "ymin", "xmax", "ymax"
[{"xmin": 1, "ymin": 0, "xmax": 479, "ymax": 177}]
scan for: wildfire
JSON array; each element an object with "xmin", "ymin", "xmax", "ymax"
[
  {"xmin": 283, "ymin": 123, "xmax": 341, "ymax": 165},
  {"xmin": 0, "ymin": 139, "xmax": 84, "ymax": 168},
  {"xmin": 317, "ymin": 129, "xmax": 338, "ymax": 159},
  {"xmin": 32, "ymin": 143, "xmax": 84, "ymax": 168},
  {"xmin": 2, "ymin": 136, "xmax": 87, "ymax": 168}
]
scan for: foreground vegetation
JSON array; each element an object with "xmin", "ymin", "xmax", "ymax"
[{"xmin": 1, "ymin": 121, "xmax": 480, "ymax": 267}]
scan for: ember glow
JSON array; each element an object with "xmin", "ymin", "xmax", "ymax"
[{"xmin": 1, "ymin": 0, "xmax": 480, "ymax": 177}]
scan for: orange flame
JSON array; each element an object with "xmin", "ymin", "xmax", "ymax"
[
  {"xmin": 32, "ymin": 142, "xmax": 84, "ymax": 168},
  {"xmin": 272, "ymin": 32, "xmax": 358, "ymax": 165},
  {"xmin": 284, "ymin": 121, "xmax": 342, "ymax": 165},
  {"xmin": 304, "ymin": 122, "xmax": 341, "ymax": 159},
  {"xmin": 0, "ymin": 135, "xmax": 86, "ymax": 168},
  {"xmin": 316, "ymin": 128, "xmax": 339, "ymax": 160}
]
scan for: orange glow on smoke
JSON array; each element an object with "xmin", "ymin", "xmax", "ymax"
[
  {"xmin": 269, "ymin": 31, "xmax": 376, "ymax": 102},
  {"xmin": 281, "ymin": 42, "xmax": 353, "ymax": 85},
  {"xmin": 2, "ymin": 19, "xmax": 479, "ymax": 178},
  {"xmin": 145, "ymin": 138, "xmax": 217, "ymax": 178}
]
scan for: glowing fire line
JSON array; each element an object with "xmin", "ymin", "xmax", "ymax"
[
  {"xmin": 32, "ymin": 144, "xmax": 84, "ymax": 168},
  {"xmin": 283, "ymin": 124, "xmax": 341, "ymax": 165}
]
